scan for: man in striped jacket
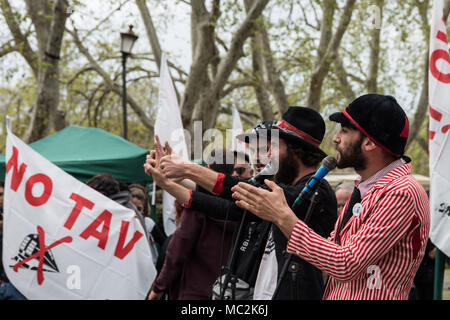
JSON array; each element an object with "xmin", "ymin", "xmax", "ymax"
[{"xmin": 232, "ymin": 94, "xmax": 430, "ymax": 300}]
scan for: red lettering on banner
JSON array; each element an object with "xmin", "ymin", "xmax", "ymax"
[
  {"xmin": 79, "ymin": 210, "xmax": 112, "ymax": 250},
  {"xmin": 430, "ymin": 49, "xmax": 450, "ymax": 83},
  {"xmin": 428, "ymin": 105, "xmax": 450, "ymax": 141},
  {"xmin": 430, "ymin": 25, "xmax": 450, "ymax": 83},
  {"xmin": 114, "ymin": 220, "xmax": 144, "ymax": 260},
  {"xmin": 6, "ymin": 146, "xmax": 27, "ymax": 191},
  {"xmin": 24, "ymin": 173, "xmax": 53, "ymax": 206},
  {"xmin": 429, "ymin": 105, "xmax": 443, "ymax": 121},
  {"xmin": 437, "ymin": 31, "xmax": 448, "ymax": 43},
  {"xmin": 65, "ymin": 193, "xmax": 95, "ymax": 230},
  {"xmin": 13, "ymin": 225, "xmax": 72, "ymax": 285},
  {"xmin": 442, "ymin": 125, "xmax": 450, "ymax": 134}
]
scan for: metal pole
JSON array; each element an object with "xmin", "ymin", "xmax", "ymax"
[
  {"xmin": 122, "ymin": 53, "xmax": 128, "ymax": 140},
  {"xmin": 433, "ymin": 248, "xmax": 446, "ymax": 300}
]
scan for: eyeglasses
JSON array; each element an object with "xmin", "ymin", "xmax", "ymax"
[{"xmin": 233, "ymin": 167, "xmax": 247, "ymax": 175}]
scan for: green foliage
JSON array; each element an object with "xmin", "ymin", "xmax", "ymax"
[{"xmin": 1, "ymin": 0, "xmax": 445, "ymax": 177}]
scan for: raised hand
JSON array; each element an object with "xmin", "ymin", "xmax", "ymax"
[
  {"xmin": 231, "ymin": 179, "xmax": 298, "ymax": 238},
  {"xmin": 160, "ymin": 153, "xmax": 189, "ymax": 180},
  {"xmin": 144, "ymin": 135, "xmax": 170, "ymax": 186}
]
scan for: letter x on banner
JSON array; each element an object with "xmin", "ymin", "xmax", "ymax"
[
  {"xmin": 3, "ymin": 123, "xmax": 156, "ymax": 299},
  {"xmin": 429, "ymin": 0, "xmax": 450, "ymax": 257}
]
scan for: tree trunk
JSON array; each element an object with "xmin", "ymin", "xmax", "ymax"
[
  {"xmin": 366, "ymin": 0, "xmax": 384, "ymax": 93},
  {"xmin": 258, "ymin": 19, "xmax": 289, "ymax": 116},
  {"xmin": 333, "ymin": 53, "xmax": 356, "ymax": 102},
  {"xmin": 180, "ymin": 0, "xmax": 218, "ymax": 132},
  {"xmin": 245, "ymin": 0, "xmax": 274, "ymax": 121},
  {"xmin": 191, "ymin": 0, "xmax": 271, "ymax": 130},
  {"xmin": 24, "ymin": 0, "xmax": 69, "ymax": 143},
  {"xmin": 307, "ymin": 0, "xmax": 356, "ymax": 111},
  {"xmin": 251, "ymin": 31, "xmax": 275, "ymax": 121}
]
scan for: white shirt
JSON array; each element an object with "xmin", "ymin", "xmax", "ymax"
[{"xmin": 253, "ymin": 229, "xmax": 278, "ymax": 300}]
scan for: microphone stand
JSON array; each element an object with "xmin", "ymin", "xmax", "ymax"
[
  {"xmin": 271, "ymin": 182, "xmax": 320, "ymax": 300},
  {"xmin": 219, "ymin": 175, "xmax": 269, "ymax": 300},
  {"xmin": 219, "ymin": 207, "xmax": 249, "ymax": 300}
]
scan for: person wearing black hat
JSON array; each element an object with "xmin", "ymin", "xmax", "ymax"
[
  {"xmin": 236, "ymin": 120, "xmax": 276, "ymax": 173},
  {"xmin": 231, "ymin": 94, "xmax": 430, "ymax": 300},
  {"xmin": 148, "ymin": 121, "xmax": 275, "ymax": 299},
  {"xmin": 145, "ymin": 108, "xmax": 337, "ymax": 300}
]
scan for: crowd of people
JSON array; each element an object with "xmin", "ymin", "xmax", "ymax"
[
  {"xmin": 142, "ymin": 94, "xmax": 437, "ymax": 300},
  {"xmin": 0, "ymin": 93, "xmax": 448, "ymax": 300}
]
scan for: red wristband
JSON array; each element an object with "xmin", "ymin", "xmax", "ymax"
[
  {"xmin": 212, "ymin": 173, "xmax": 225, "ymax": 195},
  {"xmin": 182, "ymin": 189, "xmax": 193, "ymax": 208}
]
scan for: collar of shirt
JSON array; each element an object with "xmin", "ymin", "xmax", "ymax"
[{"xmin": 355, "ymin": 158, "xmax": 405, "ymax": 198}]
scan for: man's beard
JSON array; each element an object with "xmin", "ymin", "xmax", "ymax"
[
  {"xmin": 336, "ymin": 135, "xmax": 366, "ymax": 170},
  {"xmin": 274, "ymin": 148, "xmax": 299, "ymax": 185}
]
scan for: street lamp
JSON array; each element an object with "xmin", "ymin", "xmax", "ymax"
[{"xmin": 120, "ymin": 25, "xmax": 138, "ymax": 140}]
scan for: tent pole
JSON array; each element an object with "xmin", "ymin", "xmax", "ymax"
[{"xmin": 433, "ymin": 248, "xmax": 446, "ymax": 300}]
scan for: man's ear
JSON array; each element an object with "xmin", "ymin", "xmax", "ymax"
[{"xmin": 362, "ymin": 136, "xmax": 377, "ymax": 152}]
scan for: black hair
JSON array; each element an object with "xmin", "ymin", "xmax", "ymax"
[
  {"xmin": 233, "ymin": 151, "xmax": 250, "ymax": 164},
  {"xmin": 129, "ymin": 183, "xmax": 150, "ymax": 217},
  {"xmin": 86, "ymin": 173, "xmax": 120, "ymax": 197},
  {"xmin": 286, "ymin": 142, "xmax": 323, "ymax": 168},
  {"xmin": 206, "ymin": 149, "xmax": 235, "ymax": 175}
]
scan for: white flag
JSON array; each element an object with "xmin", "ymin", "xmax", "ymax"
[
  {"xmin": 231, "ymin": 105, "xmax": 251, "ymax": 165},
  {"xmin": 154, "ymin": 54, "xmax": 188, "ymax": 236},
  {"xmin": 3, "ymin": 126, "xmax": 155, "ymax": 299},
  {"xmin": 231, "ymin": 105, "xmax": 244, "ymax": 151},
  {"xmin": 428, "ymin": 0, "xmax": 450, "ymax": 256}
]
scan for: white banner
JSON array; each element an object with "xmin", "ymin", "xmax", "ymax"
[
  {"xmin": 231, "ymin": 105, "xmax": 252, "ymax": 166},
  {"xmin": 3, "ymin": 127, "xmax": 155, "ymax": 299},
  {"xmin": 231, "ymin": 105, "xmax": 245, "ymax": 152},
  {"xmin": 154, "ymin": 54, "xmax": 188, "ymax": 237},
  {"xmin": 428, "ymin": 0, "xmax": 450, "ymax": 256}
]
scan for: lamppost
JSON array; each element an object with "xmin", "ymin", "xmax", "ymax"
[{"xmin": 120, "ymin": 25, "xmax": 138, "ymax": 140}]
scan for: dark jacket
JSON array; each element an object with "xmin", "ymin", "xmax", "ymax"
[
  {"xmin": 271, "ymin": 175, "xmax": 336, "ymax": 300},
  {"xmin": 152, "ymin": 208, "xmax": 236, "ymax": 300},
  {"xmin": 195, "ymin": 173, "xmax": 337, "ymax": 300},
  {"xmin": 190, "ymin": 189, "xmax": 270, "ymax": 287}
]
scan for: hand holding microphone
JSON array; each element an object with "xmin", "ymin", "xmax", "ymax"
[
  {"xmin": 248, "ymin": 162, "xmax": 276, "ymax": 186},
  {"xmin": 292, "ymin": 156, "xmax": 337, "ymax": 210}
]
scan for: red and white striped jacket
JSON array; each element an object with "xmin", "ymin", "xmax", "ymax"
[{"xmin": 286, "ymin": 162, "xmax": 430, "ymax": 300}]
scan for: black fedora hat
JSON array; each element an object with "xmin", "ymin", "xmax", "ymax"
[
  {"xmin": 236, "ymin": 120, "xmax": 276, "ymax": 143},
  {"xmin": 273, "ymin": 106, "xmax": 327, "ymax": 159},
  {"xmin": 329, "ymin": 94, "xmax": 409, "ymax": 157}
]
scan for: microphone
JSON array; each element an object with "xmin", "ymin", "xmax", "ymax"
[
  {"xmin": 249, "ymin": 162, "xmax": 276, "ymax": 186},
  {"xmin": 293, "ymin": 156, "xmax": 337, "ymax": 208}
]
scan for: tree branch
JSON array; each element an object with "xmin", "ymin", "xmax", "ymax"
[
  {"xmin": 192, "ymin": 0, "xmax": 271, "ymax": 129},
  {"xmin": 67, "ymin": 27, "xmax": 154, "ymax": 131},
  {"xmin": 332, "ymin": 53, "xmax": 356, "ymax": 102},
  {"xmin": 366, "ymin": 0, "xmax": 384, "ymax": 93},
  {"xmin": 0, "ymin": 39, "xmax": 17, "ymax": 58},
  {"xmin": 0, "ymin": 0, "xmax": 39, "ymax": 77},
  {"xmin": 307, "ymin": 0, "xmax": 356, "ymax": 111}
]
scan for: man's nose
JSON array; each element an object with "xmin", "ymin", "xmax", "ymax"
[{"xmin": 332, "ymin": 132, "xmax": 340, "ymax": 144}]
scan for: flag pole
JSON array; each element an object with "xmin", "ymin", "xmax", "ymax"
[{"xmin": 433, "ymin": 248, "xmax": 446, "ymax": 300}]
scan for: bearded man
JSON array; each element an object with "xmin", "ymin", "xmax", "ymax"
[
  {"xmin": 145, "ymin": 107, "xmax": 337, "ymax": 300},
  {"xmin": 231, "ymin": 94, "xmax": 430, "ymax": 300}
]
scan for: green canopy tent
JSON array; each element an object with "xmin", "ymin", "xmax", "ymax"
[{"xmin": 0, "ymin": 125, "xmax": 152, "ymax": 185}]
